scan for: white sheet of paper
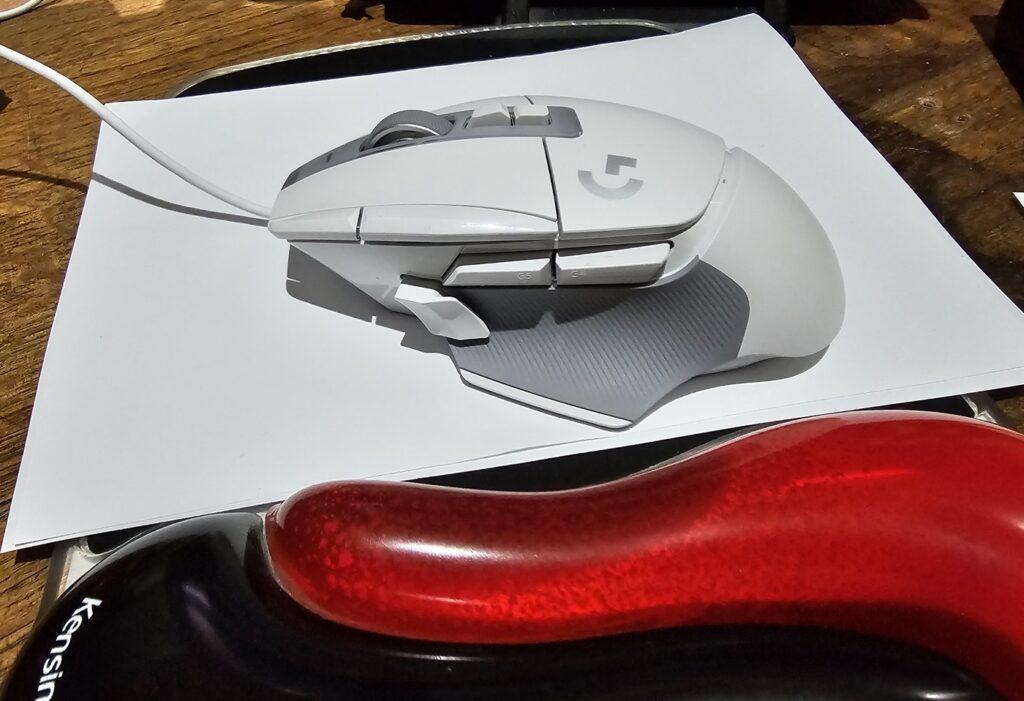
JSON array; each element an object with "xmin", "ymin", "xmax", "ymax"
[{"xmin": 6, "ymin": 15, "xmax": 1024, "ymax": 551}]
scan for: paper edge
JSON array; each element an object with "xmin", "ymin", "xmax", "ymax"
[{"xmin": 7, "ymin": 363, "xmax": 1024, "ymax": 551}]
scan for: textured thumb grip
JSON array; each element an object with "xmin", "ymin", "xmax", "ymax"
[
  {"xmin": 265, "ymin": 410, "xmax": 1024, "ymax": 701},
  {"xmin": 448, "ymin": 261, "xmax": 750, "ymax": 422}
]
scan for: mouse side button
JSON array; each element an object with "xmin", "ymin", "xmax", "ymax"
[
  {"xmin": 467, "ymin": 100, "xmax": 513, "ymax": 128},
  {"xmin": 555, "ymin": 243, "xmax": 669, "ymax": 285},
  {"xmin": 394, "ymin": 281, "xmax": 489, "ymax": 341},
  {"xmin": 360, "ymin": 205, "xmax": 557, "ymax": 244},
  {"xmin": 268, "ymin": 207, "xmax": 361, "ymax": 241},
  {"xmin": 443, "ymin": 252, "xmax": 553, "ymax": 286},
  {"xmin": 435, "ymin": 96, "xmax": 533, "ymax": 115},
  {"xmin": 512, "ymin": 104, "xmax": 551, "ymax": 127}
]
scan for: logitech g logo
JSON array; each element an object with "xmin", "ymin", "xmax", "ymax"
[{"xmin": 578, "ymin": 155, "xmax": 644, "ymax": 200}]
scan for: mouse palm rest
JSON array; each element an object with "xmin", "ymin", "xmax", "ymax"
[{"xmin": 448, "ymin": 261, "xmax": 748, "ymax": 427}]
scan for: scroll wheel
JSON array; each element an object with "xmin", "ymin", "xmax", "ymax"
[{"xmin": 365, "ymin": 110, "xmax": 454, "ymax": 149}]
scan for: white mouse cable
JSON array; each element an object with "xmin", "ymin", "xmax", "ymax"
[
  {"xmin": 0, "ymin": 0, "xmax": 42, "ymax": 21},
  {"xmin": 0, "ymin": 43, "xmax": 273, "ymax": 219}
]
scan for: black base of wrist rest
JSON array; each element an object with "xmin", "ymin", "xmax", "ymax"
[{"xmin": 4, "ymin": 512, "xmax": 1000, "ymax": 701}]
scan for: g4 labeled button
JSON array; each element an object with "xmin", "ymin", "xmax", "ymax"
[{"xmin": 556, "ymin": 243, "xmax": 670, "ymax": 285}]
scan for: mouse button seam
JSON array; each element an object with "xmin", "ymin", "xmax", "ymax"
[
  {"xmin": 691, "ymin": 145, "xmax": 732, "ymax": 226},
  {"xmin": 540, "ymin": 137, "xmax": 563, "ymax": 249},
  {"xmin": 717, "ymin": 149, "xmax": 746, "ymax": 224},
  {"xmin": 362, "ymin": 204, "xmax": 558, "ymax": 222}
]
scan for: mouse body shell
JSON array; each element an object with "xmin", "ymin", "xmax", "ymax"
[
  {"xmin": 269, "ymin": 96, "xmax": 845, "ymax": 425},
  {"xmin": 271, "ymin": 95, "xmax": 725, "ymax": 246}
]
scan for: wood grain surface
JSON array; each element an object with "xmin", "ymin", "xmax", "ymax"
[{"xmin": 0, "ymin": 0, "xmax": 1022, "ymax": 684}]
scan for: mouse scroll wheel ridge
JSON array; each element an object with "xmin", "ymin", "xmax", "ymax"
[{"xmin": 365, "ymin": 110, "xmax": 454, "ymax": 149}]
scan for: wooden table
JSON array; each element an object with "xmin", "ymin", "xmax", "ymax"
[{"xmin": 1, "ymin": 0, "xmax": 1021, "ymax": 682}]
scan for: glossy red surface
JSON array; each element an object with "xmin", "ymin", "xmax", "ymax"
[{"xmin": 265, "ymin": 411, "xmax": 1024, "ymax": 700}]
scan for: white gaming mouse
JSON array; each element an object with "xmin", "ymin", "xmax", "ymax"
[
  {"xmin": 0, "ymin": 45, "xmax": 844, "ymax": 429},
  {"xmin": 269, "ymin": 96, "xmax": 845, "ymax": 427}
]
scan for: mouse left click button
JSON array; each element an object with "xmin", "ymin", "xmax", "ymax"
[{"xmin": 268, "ymin": 207, "xmax": 361, "ymax": 241}]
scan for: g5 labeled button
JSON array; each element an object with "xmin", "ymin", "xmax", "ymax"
[{"xmin": 443, "ymin": 252, "xmax": 553, "ymax": 287}]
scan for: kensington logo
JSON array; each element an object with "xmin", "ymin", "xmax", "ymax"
[{"xmin": 35, "ymin": 597, "xmax": 102, "ymax": 701}]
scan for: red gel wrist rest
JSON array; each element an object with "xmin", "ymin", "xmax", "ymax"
[{"xmin": 265, "ymin": 411, "xmax": 1024, "ymax": 700}]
